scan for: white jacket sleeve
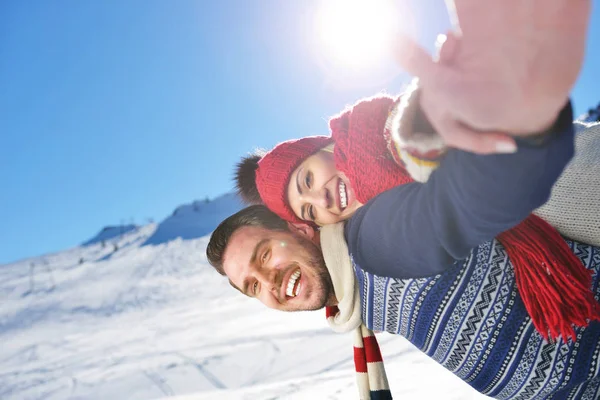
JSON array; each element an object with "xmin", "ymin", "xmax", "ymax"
[{"xmin": 534, "ymin": 121, "xmax": 600, "ymax": 246}]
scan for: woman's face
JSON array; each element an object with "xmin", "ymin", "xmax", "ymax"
[{"xmin": 286, "ymin": 150, "xmax": 362, "ymax": 225}]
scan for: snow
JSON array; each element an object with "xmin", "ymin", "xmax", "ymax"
[{"xmin": 0, "ymin": 193, "xmax": 490, "ymax": 400}]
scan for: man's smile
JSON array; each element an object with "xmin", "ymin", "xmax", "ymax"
[{"xmin": 285, "ymin": 268, "xmax": 302, "ymax": 298}]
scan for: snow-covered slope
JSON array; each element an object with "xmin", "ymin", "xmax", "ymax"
[{"xmin": 0, "ymin": 194, "xmax": 490, "ymax": 400}]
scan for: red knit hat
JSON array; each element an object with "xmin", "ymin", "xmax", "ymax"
[{"xmin": 256, "ymin": 136, "xmax": 333, "ymax": 223}]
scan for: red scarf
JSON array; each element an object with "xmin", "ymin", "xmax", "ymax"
[
  {"xmin": 329, "ymin": 95, "xmax": 600, "ymax": 340},
  {"xmin": 331, "ymin": 97, "xmax": 413, "ymax": 203}
]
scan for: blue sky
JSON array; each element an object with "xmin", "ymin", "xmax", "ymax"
[{"xmin": 1, "ymin": 0, "xmax": 599, "ymax": 264}]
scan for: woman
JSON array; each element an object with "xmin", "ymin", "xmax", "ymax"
[{"xmin": 236, "ymin": 83, "xmax": 599, "ymax": 243}]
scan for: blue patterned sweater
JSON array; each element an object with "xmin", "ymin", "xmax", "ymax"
[{"xmin": 353, "ymin": 239, "xmax": 600, "ymax": 399}]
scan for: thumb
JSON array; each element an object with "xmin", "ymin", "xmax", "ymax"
[
  {"xmin": 393, "ymin": 33, "xmax": 437, "ymax": 78},
  {"xmin": 435, "ymin": 32, "xmax": 461, "ymax": 65},
  {"xmin": 394, "ymin": 33, "xmax": 462, "ymax": 93}
]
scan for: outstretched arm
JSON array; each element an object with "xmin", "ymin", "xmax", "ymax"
[{"xmin": 345, "ymin": 101, "xmax": 574, "ymax": 279}]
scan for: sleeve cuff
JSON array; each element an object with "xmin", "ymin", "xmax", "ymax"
[{"xmin": 515, "ymin": 100, "xmax": 573, "ymax": 147}]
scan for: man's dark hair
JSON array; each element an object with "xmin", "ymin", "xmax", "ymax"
[{"xmin": 207, "ymin": 205, "xmax": 289, "ymax": 275}]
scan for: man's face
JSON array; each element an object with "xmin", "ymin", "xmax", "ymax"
[{"xmin": 222, "ymin": 224, "xmax": 336, "ymax": 312}]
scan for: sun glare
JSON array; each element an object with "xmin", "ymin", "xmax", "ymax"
[{"xmin": 315, "ymin": 0, "xmax": 400, "ymax": 71}]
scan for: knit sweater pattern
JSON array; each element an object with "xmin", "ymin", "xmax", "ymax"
[{"xmin": 353, "ymin": 238, "xmax": 600, "ymax": 399}]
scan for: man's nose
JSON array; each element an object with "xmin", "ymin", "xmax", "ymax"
[{"xmin": 254, "ymin": 265, "xmax": 279, "ymax": 293}]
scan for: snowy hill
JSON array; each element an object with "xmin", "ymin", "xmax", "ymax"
[{"xmin": 0, "ymin": 193, "xmax": 490, "ymax": 400}]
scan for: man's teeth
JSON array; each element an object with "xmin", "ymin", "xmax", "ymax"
[
  {"xmin": 286, "ymin": 270, "xmax": 301, "ymax": 297},
  {"xmin": 339, "ymin": 181, "xmax": 347, "ymax": 209}
]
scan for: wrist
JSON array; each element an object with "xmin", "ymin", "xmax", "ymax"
[{"xmin": 514, "ymin": 100, "xmax": 573, "ymax": 147}]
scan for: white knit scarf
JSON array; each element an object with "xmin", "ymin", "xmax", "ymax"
[
  {"xmin": 320, "ymin": 223, "xmax": 392, "ymax": 400},
  {"xmin": 321, "ymin": 223, "xmax": 363, "ymax": 333}
]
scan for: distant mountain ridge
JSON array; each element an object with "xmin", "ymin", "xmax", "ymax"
[
  {"xmin": 83, "ymin": 225, "xmax": 139, "ymax": 246},
  {"xmin": 142, "ymin": 192, "xmax": 245, "ymax": 246},
  {"xmin": 82, "ymin": 192, "xmax": 245, "ymax": 248},
  {"xmin": 578, "ymin": 102, "xmax": 600, "ymax": 123}
]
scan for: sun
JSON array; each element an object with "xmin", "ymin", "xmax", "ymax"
[{"xmin": 314, "ymin": 0, "xmax": 400, "ymax": 72}]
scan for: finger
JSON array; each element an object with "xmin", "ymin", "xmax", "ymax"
[
  {"xmin": 393, "ymin": 33, "xmax": 437, "ymax": 79},
  {"xmin": 434, "ymin": 32, "xmax": 460, "ymax": 65},
  {"xmin": 394, "ymin": 33, "xmax": 465, "ymax": 95},
  {"xmin": 430, "ymin": 117, "xmax": 517, "ymax": 155}
]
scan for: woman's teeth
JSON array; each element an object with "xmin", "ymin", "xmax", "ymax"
[
  {"xmin": 339, "ymin": 181, "xmax": 347, "ymax": 209},
  {"xmin": 286, "ymin": 270, "xmax": 301, "ymax": 297}
]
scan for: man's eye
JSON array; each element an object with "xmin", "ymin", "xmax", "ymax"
[
  {"xmin": 252, "ymin": 281, "xmax": 259, "ymax": 295},
  {"xmin": 261, "ymin": 249, "xmax": 270, "ymax": 263}
]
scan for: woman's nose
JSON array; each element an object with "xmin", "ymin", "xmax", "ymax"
[{"xmin": 305, "ymin": 188, "xmax": 330, "ymax": 209}]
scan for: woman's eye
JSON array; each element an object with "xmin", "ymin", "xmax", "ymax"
[
  {"xmin": 307, "ymin": 205, "xmax": 315, "ymax": 221},
  {"xmin": 252, "ymin": 281, "xmax": 259, "ymax": 295},
  {"xmin": 305, "ymin": 172, "xmax": 312, "ymax": 189}
]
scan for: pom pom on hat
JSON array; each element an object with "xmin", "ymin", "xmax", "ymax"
[{"xmin": 235, "ymin": 152, "xmax": 265, "ymax": 204}]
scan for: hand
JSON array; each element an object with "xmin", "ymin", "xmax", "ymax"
[{"xmin": 395, "ymin": 0, "xmax": 591, "ymax": 154}]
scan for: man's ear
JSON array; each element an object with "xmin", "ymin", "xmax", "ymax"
[{"xmin": 287, "ymin": 222, "xmax": 316, "ymax": 240}]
